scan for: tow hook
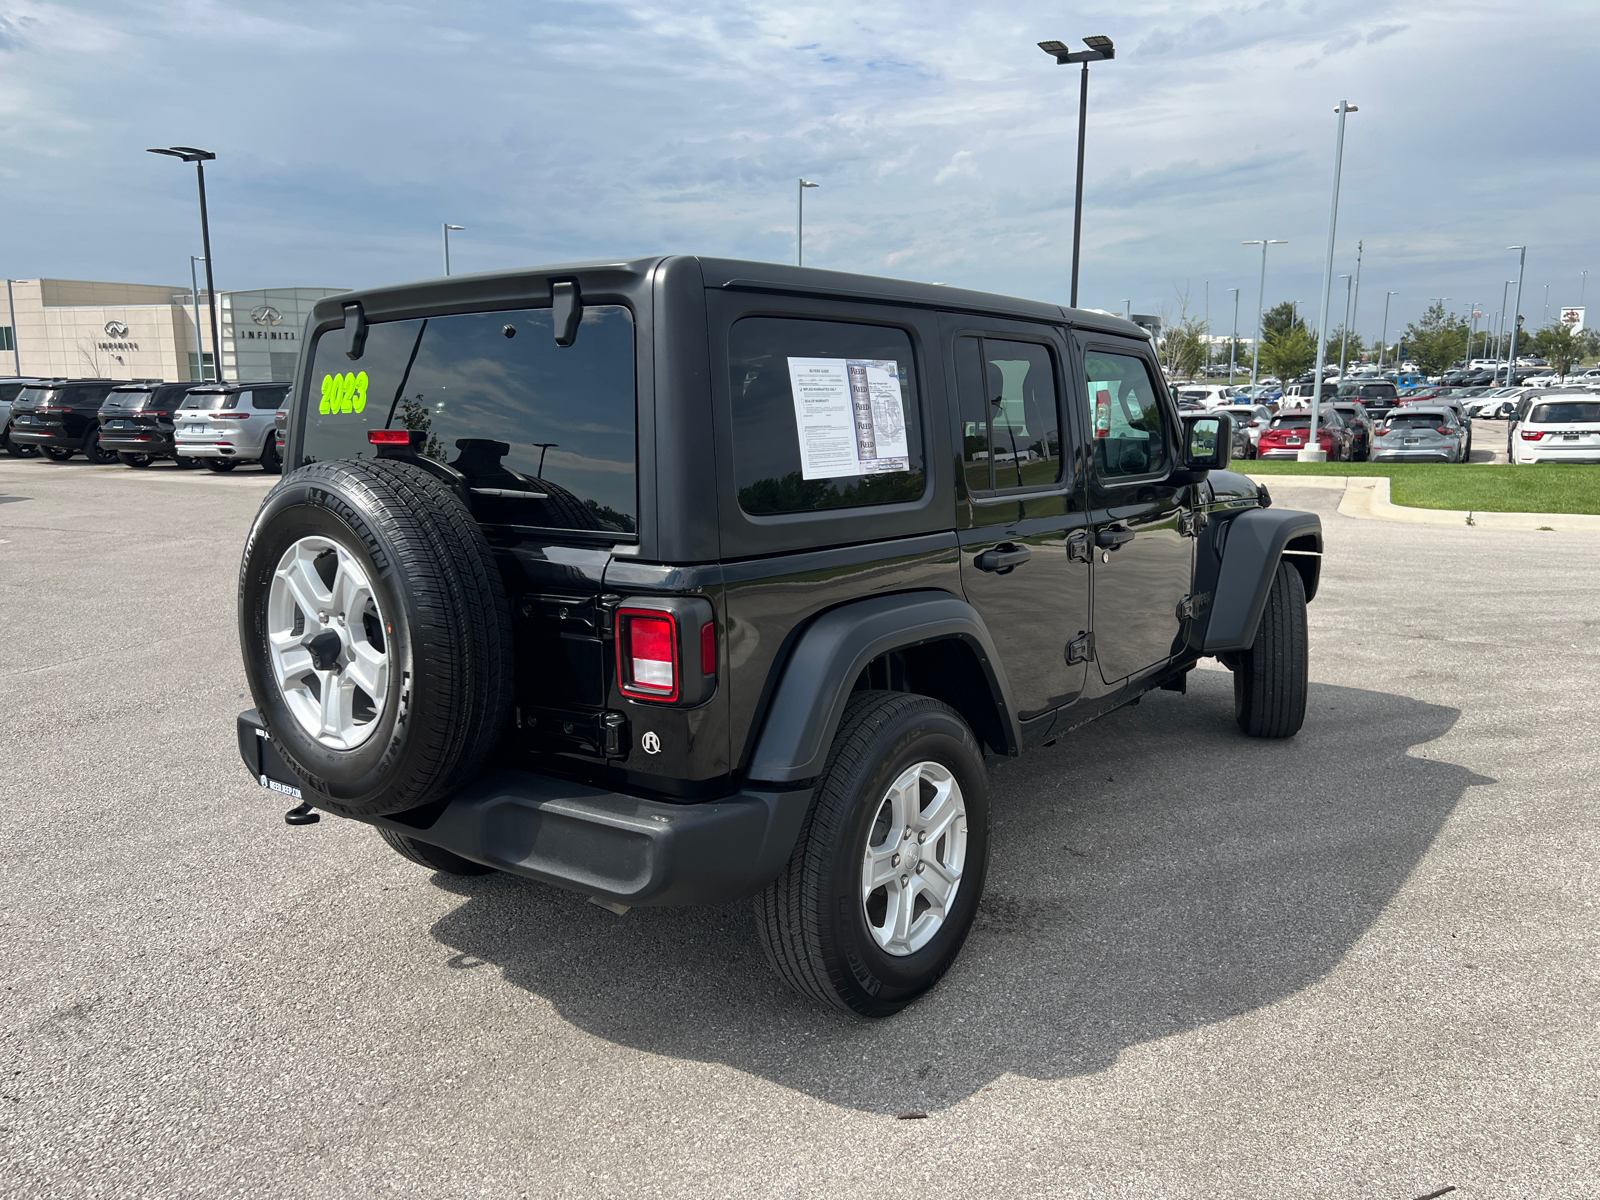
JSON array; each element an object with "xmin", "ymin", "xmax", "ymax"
[{"xmin": 285, "ymin": 802, "xmax": 320, "ymax": 826}]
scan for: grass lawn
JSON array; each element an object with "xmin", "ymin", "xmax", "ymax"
[{"xmin": 1240, "ymin": 461, "xmax": 1600, "ymax": 515}]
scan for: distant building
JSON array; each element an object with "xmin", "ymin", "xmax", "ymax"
[{"xmin": 1, "ymin": 278, "xmax": 345, "ymax": 383}]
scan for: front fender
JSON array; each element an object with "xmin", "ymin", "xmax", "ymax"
[
  {"xmin": 745, "ymin": 590, "xmax": 1020, "ymax": 785},
  {"xmin": 1200, "ymin": 507, "xmax": 1322, "ymax": 654}
]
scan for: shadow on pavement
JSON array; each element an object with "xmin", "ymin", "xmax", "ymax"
[{"xmin": 426, "ymin": 671, "xmax": 1487, "ymax": 1114}]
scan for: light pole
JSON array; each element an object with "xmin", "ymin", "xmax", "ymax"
[
  {"xmin": 189, "ymin": 255, "xmax": 208, "ymax": 380},
  {"xmin": 796, "ymin": 180, "xmax": 819, "ymax": 266},
  {"xmin": 1466, "ymin": 303, "xmax": 1481, "ymax": 368},
  {"xmin": 1506, "ymin": 246, "xmax": 1527, "ymax": 379},
  {"xmin": 1377, "ymin": 291, "xmax": 1398, "ymax": 369},
  {"xmin": 5, "ymin": 279, "xmax": 18, "ymax": 375},
  {"xmin": 1122, "ymin": 299, "xmax": 1131, "ymax": 319},
  {"xmin": 1543, "ymin": 283, "xmax": 1550, "ymax": 325},
  {"xmin": 1350, "ymin": 239, "xmax": 1363, "ymax": 362},
  {"xmin": 1337, "ymin": 273, "xmax": 1353, "ymax": 378},
  {"xmin": 1582, "ymin": 270, "xmax": 1589, "ymax": 307},
  {"xmin": 147, "ymin": 146, "xmax": 223, "ymax": 382},
  {"xmin": 1497, "ymin": 279, "xmax": 1515, "ymax": 365},
  {"xmin": 1227, "ymin": 287, "xmax": 1240, "ymax": 384},
  {"xmin": 442, "ymin": 224, "xmax": 464, "ymax": 276},
  {"xmin": 1243, "ymin": 238, "xmax": 1287, "ymax": 388},
  {"xmin": 1039, "ymin": 35, "xmax": 1116, "ymax": 307},
  {"xmin": 1300, "ymin": 100, "xmax": 1358, "ymax": 464}
]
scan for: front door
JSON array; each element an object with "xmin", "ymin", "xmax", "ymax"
[
  {"xmin": 943, "ymin": 317, "xmax": 1092, "ymax": 724},
  {"xmin": 1078, "ymin": 339, "xmax": 1194, "ymax": 685}
]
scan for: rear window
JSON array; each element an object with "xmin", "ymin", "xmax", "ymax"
[
  {"xmin": 303, "ymin": 305, "xmax": 637, "ymax": 536},
  {"xmin": 182, "ymin": 391, "xmax": 240, "ymax": 411},
  {"xmin": 728, "ymin": 317, "xmax": 923, "ymax": 515},
  {"xmin": 1177, "ymin": 389, "xmax": 1213, "ymax": 402},
  {"xmin": 105, "ymin": 390, "xmax": 153, "ymax": 409},
  {"xmin": 1530, "ymin": 402, "xmax": 1600, "ymax": 424},
  {"xmin": 1270, "ymin": 415, "xmax": 1310, "ymax": 429},
  {"xmin": 1385, "ymin": 412, "xmax": 1450, "ymax": 428}
]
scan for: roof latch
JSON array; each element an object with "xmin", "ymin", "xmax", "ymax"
[
  {"xmin": 552, "ymin": 280, "xmax": 582, "ymax": 347},
  {"xmin": 343, "ymin": 301, "xmax": 368, "ymax": 361}
]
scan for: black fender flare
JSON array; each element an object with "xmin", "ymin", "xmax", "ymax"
[
  {"xmin": 1201, "ymin": 507, "xmax": 1323, "ymax": 654},
  {"xmin": 744, "ymin": 590, "xmax": 1020, "ymax": 785}
]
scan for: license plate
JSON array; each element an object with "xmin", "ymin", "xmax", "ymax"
[
  {"xmin": 1404, "ymin": 438, "xmax": 1420, "ymax": 445},
  {"xmin": 1287, "ymin": 438, "xmax": 1302, "ymax": 446},
  {"xmin": 1564, "ymin": 435, "xmax": 1580, "ymax": 442},
  {"xmin": 108, "ymin": 421, "xmax": 130, "ymax": 429}
]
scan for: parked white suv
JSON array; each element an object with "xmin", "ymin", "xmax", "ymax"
[
  {"xmin": 174, "ymin": 382, "xmax": 290, "ymax": 473},
  {"xmin": 1509, "ymin": 393, "xmax": 1600, "ymax": 465}
]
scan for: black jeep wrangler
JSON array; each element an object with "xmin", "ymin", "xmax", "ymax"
[{"xmin": 235, "ymin": 257, "xmax": 1321, "ymax": 1016}]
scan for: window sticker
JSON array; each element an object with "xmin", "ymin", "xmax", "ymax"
[
  {"xmin": 786, "ymin": 357, "xmax": 910, "ymax": 480},
  {"xmin": 319, "ymin": 371, "xmax": 368, "ymax": 415}
]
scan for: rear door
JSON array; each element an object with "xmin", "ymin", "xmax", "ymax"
[
  {"xmin": 299, "ymin": 303, "xmax": 640, "ymax": 766},
  {"xmin": 1076, "ymin": 336, "xmax": 1194, "ymax": 686},
  {"xmin": 941, "ymin": 315, "xmax": 1091, "ymax": 724}
]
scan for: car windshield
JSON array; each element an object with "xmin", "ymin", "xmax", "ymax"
[
  {"xmin": 181, "ymin": 392, "xmax": 239, "ymax": 411},
  {"xmin": 1529, "ymin": 401, "xmax": 1600, "ymax": 424}
]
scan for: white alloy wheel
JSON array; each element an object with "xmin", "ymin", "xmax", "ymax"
[
  {"xmin": 860, "ymin": 760, "xmax": 969, "ymax": 956},
  {"xmin": 267, "ymin": 535, "xmax": 390, "ymax": 750}
]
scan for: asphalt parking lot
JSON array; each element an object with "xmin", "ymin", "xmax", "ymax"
[{"xmin": 2, "ymin": 455, "xmax": 1596, "ymax": 1200}]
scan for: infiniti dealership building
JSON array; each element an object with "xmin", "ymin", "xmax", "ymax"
[{"xmin": 2, "ymin": 278, "xmax": 346, "ymax": 383}]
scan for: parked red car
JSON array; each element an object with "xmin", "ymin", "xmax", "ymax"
[{"xmin": 1255, "ymin": 409, "xmax": 1355, "ymax": 460}]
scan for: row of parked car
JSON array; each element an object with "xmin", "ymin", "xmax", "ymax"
[
  {"xmin": 1175, "ymin": 378, "xmax": 1478, "ymax": 463},
  {"xmin": 0, "ymin": 377, "xmax": 289, "ymax": 470}
]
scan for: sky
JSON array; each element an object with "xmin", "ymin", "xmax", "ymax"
[{"xmin": 1, "ymin": 0, "xmax": 1596, "ymax": 343}]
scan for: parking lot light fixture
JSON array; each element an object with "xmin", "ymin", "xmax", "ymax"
[
  {"xmin": 797, "ymin": 180, "xmax": 819, "ymax": 266},
  {"xmin": 1040, "ymin": 35, "xmax": 1116, "ymax": 307},
  {"xmin": 1378, "ymin": 290, "xmax": 1398, "ymax": 369},
  {"xmin": 5, "ymin": 279, "xmax": 17, "ymax": 375},
  {"xmin": 1337, "ymin": 274, "xmax": 1352, "ymax": 377},
  {"xmin": 1227, "ymin": 287, "xmax": 1240, "ymax": 383},
  {"xmin": 189, "ymin": 255, "xmax": 209, "ymax": 380},
  {"xmin": 1582, "ymin": 270, "xmax": 1588, "ymax": 307},
  {"xmin": 1506, "ymin": 246, "xmax": 1527, "ymax": 375},
  {"xmin": 147, "ymin": 146, "xmax": 223, "ymax": 382},
  {"xmin": 442, "ymin": 224, "xmax": 464, "ymax": 276},
  {"xmin": 1243, "ymin": 238, "xmax": 1286, "ymax": 389},
  {"xmin": 1301, "ymin": 100, "xmax": 1358, "ymax": 464}
]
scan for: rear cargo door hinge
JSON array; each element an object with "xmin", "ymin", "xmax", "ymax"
[
  {"xmin": 1179, "ymin": 510, "xmax": 1209, "ymax": 537},
  {"xmin": 1066, "ymin": 529, "xmax": 1092, "ymax": 563},
  {"xmin": 1176, "ymin": 592, "xmax": 1210, "ymax": 621},
  {"xmin": 597, "ymin": 593, "xmax": 622, "ymax": 635},
  {"xmin": 1065, "ymin": 631, "xmax": 1095, "ymax": 664}
]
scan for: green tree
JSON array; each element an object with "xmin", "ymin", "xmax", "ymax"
[
  {"xmin": 1159, "ymin": 315, "xmax": 1209, "ymax": 379},
  {"xmin": 1261, "ymin": 301, "xmax": 1306, "ymax": 341},
  {"xmin": 1532, "ymin": 321, "xmax": 1585, "ymax": 375},
  {"xmin": 1329, "ymin": 327, "xmax": 1367, "ymax": 365},
  {"xmin": 1258, "ymin": 324, "xmax": 1317, "ymax": 383},
  {"xmin": 1400, "ymin": 301, "xmax": 1469, "ymax": 375}
]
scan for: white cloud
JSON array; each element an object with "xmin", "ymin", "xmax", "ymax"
[{"xmin": 935, "ymin": 150, "xmax": 979, "ymax": 184}]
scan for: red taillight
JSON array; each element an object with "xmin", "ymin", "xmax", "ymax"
[
  {"xmin": 700, "ymin": 621, "xmax": 716, "ymax": 675},
  {"xmin": 1437, "ymin": 426, "xmax": 1451, "ymax": 435},
  {"xmin": 368, "ymin": 429, "xmax": 415, "ymax": 445},
  {"xmin": 1520, "ymin": 430, "xmax": 1545, "ymax": 441},
  {"xmin": 213, "ymin": 412, "xmax": 250, "ymax": 420},
  {"xmin": 618, "ymin": 609, "xmax": 678, "ymax": 701}
]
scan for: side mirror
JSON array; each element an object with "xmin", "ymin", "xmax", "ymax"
[{"xmin": 1181, "ymin": 411, "xmax": 1232, "ymax": 475}]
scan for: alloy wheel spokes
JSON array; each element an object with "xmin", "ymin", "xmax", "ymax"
[
  {"xmin": 266, "ymin": 536, "xmax": 390, "ymax": 750},
  {"xmin": 860, "ymin": 760, "xmax": 969, "ymax": 957}
]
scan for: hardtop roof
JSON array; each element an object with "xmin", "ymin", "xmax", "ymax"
[{"xmin": 310, "ymin": 255, "xmax": 1151, "ymax": 339}]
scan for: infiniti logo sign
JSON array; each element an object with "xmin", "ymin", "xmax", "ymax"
[
  {"xmin": 104, "ymin": 320, "xmax": 130, "ymax": 338},
  {"xmin": 250, "ymin": 305, "xmax": 283, "ymax": 327}
]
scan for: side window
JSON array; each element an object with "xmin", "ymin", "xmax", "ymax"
[
  {"xmin": 228, "ymin": 391, "xmax": 249, "ymax": 410},
  {"xmin": 303, "ymin": 306, "xmax": 638, "ymax": 535},
  {"xmin": 1084, "ymin": 351, "xmax": 1168, "ymax": 480},
  {"xmin": 952, "ymin": 334, "xmax": 1063, "ymax": 492},
  {"xmin": 252, "ymin": 387, "xmax": 285, "ymax": 410},
  {"xmin": 728, "ymin": 316, "xmax": 923, "ymax": 516}
]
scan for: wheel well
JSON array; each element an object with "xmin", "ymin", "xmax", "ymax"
[
  {"xmin": 1283, "ymin": 533, "xmax": 1321, "ymax": 602},
  {"xmin": 851, "ymin": 638, "xmax": 1007, "ymax": 755}
]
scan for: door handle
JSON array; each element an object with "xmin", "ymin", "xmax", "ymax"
[
  {"xmin": 1096, "ymin": 527, "xmax": 1135, "ymax": 551},
  {"xmin": 975, "ymin": 544, "xmax": 1031, "ymax": 573}
]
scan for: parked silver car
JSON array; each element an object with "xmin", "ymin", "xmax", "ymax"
[
  {"xmin": 1370, "ymin": 405, "xmax": 1468, "ymax": 463},
  {"xmin": 173, "ymin": 382, "xmax": 290, "ymax": 473}
]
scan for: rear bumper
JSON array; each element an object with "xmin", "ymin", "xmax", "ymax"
[
  {"xmin": 1370, "ymin": 448, "xmax": 1455, "ymax": 462},
  {"xmin": 235, "ymin": 709, "xmax": 810, "ymax": 908},
  {"xmin": 101, "ymin": 431, "xmax": 175, "ymax": 454},
  {"xmin": 175, "ymin": 441, "xmax": 250, "ymax": 458},
  {"xmin": 9, "ymin": 428, "xmax": 73, "ymax": 448}
]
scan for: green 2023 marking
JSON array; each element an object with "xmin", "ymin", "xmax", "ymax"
[{"xmin": 320, "ymin": 371, "xmax": 369, "ymax": 415}]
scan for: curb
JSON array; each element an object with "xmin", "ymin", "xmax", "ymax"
[{"xmin": 1245, "ymin": 474, "xmax": 1600, "ymax": 532}]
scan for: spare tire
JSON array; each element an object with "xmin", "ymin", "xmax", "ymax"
[{"xmin": 238, "ymin": 458, "xmax": 513, "ymax": 818}]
